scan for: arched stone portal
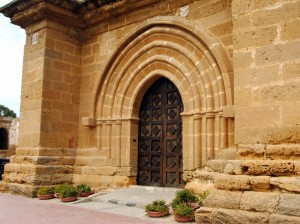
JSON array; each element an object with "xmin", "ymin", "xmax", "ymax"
[{"xmin": 90, "ymin": 17, "xmax": 234, "ymax": 181}]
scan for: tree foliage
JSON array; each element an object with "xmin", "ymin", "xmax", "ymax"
[{"xmin": 0, "ymin": 104, "xmax": 16, "ymax": 118}]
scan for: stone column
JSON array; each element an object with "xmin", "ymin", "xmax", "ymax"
[
  {"xmin": 1, "ymin": 2, "xmax": 82, "ymax": 196},
  {"xmin": 105, "ymin": 120, "xmax": 112, "ymax": 159}
]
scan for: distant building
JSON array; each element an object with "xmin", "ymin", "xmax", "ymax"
[
  {"xmin": 0, "ymin": 116, "xmax": 18, "ymax": 181},
  {"xmin": 0, "ymin": 116, "xmax": 19, "ymax": 152}
]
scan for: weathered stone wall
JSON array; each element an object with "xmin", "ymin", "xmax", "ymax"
[
  {"xmin": 234, "ymin": 0, "xmax": 300, "ymax": 149},
  {"xmin": 196, "ymin": 0, "xmax": 300, "ymax": 222}
]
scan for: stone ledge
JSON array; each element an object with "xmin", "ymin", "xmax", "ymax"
[
  {"xmin": 185, "ymin": 180, "xmax": 215, "ymax": 196},
  {"xmin": 184, "ymin": 170, "xmax": 217, "ymax": 182},
  {"xmin": 16, "ymin": 147, "xmax": 76, "ymax": 156},
  {"xmin": 6, "ymin": 183, "xmax": 39, "ymax": 197},
  {"xmin": 269, "ymin": 214, "xmax": 300, "ymax": 224},
  {"xmin": 277, "ymin": 193, "xmax": 300, "ymax": 217},
  {"xmin": 266, "ymin": 144, "xmax": 300, "ymax": 160},
  {"xmin": 4, "ymin": 164, "xmax": 74, "ymax": 175},
  {"xmin": 81, "ymin": 117, "xmax": 96, "ymax": 127},
  {"xmin": 224, "ymin": 160, "xmax": 243, "ymax": 175},
  {"xmin": 242, "ymin": 160, "xmax": 294, "ymax": 176},
  {"xmin": 195, "ymin": 207, "xmax": 213, "ymax": 224},
  {"xmin": 270, "ymin": 177, "xmax": 300, "ymax": 193},
  {"xmin": 214, "ymin": 174, "xmax": 270, "ymax": 191},
  {"xmin": 295, "ymin": 161, "xmax": 300, "ymax": 175},
  {"xmin": 237, "ymin": 144, "xmax": 265, "ymax": 159},
  {"xmin": 5, "ymin": 173, "xmax": 73, "ymax": 186},
  {"xmin": 240, "ymin": 191, "xmax": 279, "ymax": 213},
  {"xmin": 212, "ymin": 209, "xmax": 270, "ymax": 224},
  {"xmin": 10, "ymin": 155, "xmax": 76, "ymax": 166},
  {"xmin": 203, "ymin": 189, "xmax": 242, "ymax": 209},
  {"xmin": 223, "ymin": 105, "xmax": 235, "ymax": 118},
  {"xmin": 196, "ymin": 193, "xmax": 300, "ymax": 223},
  {"xmin": 206, "ymin": 160, "xmax": 227, "ymax": 173}
]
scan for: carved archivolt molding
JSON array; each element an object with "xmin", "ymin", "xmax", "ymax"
[
  {"xmin": 91, "ymin": 16, "xmax": 233, "ymax": 120},
  {"xmin": 89, "ymin": 17, "xmax": 234, "ymax": 168}
]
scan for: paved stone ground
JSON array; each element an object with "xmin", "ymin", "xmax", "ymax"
[
  {"xmin": 0, "ymin": 186, "xmax": 196, "ymax": 224},
  {"xmin": 71, "ymin": 186, "xmax": 196, "ymax": 223}
]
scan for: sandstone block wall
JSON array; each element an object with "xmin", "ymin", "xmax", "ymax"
[
  {"xmin": 2, "ymin": 17, "xmax": 81, "ymax": 195},
  {"xmin": 195, "ymin": 0, "xmax": 300, "ymax": 222},
  {"xmin": 233, "ymin": 0, "xmax": 300, "ymax": 148}
]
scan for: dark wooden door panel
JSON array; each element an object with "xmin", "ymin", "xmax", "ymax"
[{"xmin": 138, "ymin": 77, "xmax": 183, "ymax": 187}]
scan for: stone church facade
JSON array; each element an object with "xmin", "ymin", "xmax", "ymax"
[{"xmin": 1, "ymin": 0, "xmax": 299, "ymax": 222}]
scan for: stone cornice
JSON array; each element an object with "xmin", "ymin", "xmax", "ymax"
[
  {"xmin": 0, "ymin": 0, "xmax": 160, "ymax": 30},
  {"xmin": 1, "ymin": 0, "xmax": 86, "ymax": 29},
  {"xmin": 0, "ymin": 0, "xmax": 80, "ymax": 18},
  {"xmin": 81, "ymin": 0, "xmax": 161, "ymax": 26}
]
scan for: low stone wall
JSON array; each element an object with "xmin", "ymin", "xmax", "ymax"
[{"xmin": 193, "ymin": 159, "xmax": 300, "ymax": 223}]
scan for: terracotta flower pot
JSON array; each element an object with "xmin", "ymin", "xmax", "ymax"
[
  {"xmin": 79, "ymin": 191, "xmax": 94, "ymax": 197},
  {"xmin": 147, "ymin": 211, "xmax": 169, "ymax": 218},
  {"xmin": 61, "ymin": 196, "xmax": 78, "ymax": 202},
  {"xmin": 37, "ymin": 194, "xmax": 54, "ymax": 200},
  {"xmin": 174, "ymin": 215, "xmax": 194, "ymax": 222}
]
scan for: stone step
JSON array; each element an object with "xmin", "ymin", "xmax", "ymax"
[
  {"xmin": 196, "ymin": 191, "xmax": 300, "ymax": 224},
  {"xmin": 206, "ymin": 159, "xmax": 299, "ymax": 177}
]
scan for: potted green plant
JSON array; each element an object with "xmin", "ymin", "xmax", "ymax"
[
  {"xmin": 37, "ymin": 186, "xmax": 55, "ymax": 200},
  {"xmin": 59, "ymin": 185, "xmax": 78, "ymax": 202},
  {"xmin": 55, "ymin": 184, "xmax": 70, "ymax": 198},
  {"xmin": 174, "ymin": 203, "xmax": 195, "ymax": 222},
  {"xmin": 76, "ymin": 184, "xmax": 94, "ymax": 197},
  {"xmin": 145, "ymin": 200, "xmax": 169, "ymax": 218},
  {"xmin": 171, "ymin": 189, "xmax": 200, "ymax": 210}
]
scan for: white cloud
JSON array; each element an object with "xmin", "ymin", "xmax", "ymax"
[{"xmin": 0, "ymin": 1, "xmax": 25, "ymax": 116}]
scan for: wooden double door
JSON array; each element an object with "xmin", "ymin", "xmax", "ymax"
[{"xmin": 138, "ymin": 77, "xmax": 184, "ymax": 187}]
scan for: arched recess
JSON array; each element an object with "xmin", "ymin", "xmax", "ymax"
[{"xmin": 87, "ymin": 16, "xmax": 234, "ymax": 175}]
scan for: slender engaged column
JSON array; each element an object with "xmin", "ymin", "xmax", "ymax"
[
  {"xmin": 206, "ymin": 113, "xmax": 215, "ymax": 160},
  {"xmin": 106, "ymin": 120, "xmax": 112, "ymax": 158},
  {"xmin": 194, "ymin": 114, "xmax": 202, "ymax": 168},
  {"xmin": 201, "ymin": 115, "xmax": 207, "ymax": 165},
  {"xmin": 116, "ymin": 120, "xmax": 122, "ymax": 167},
  {"xmin": 96, "ymin": 119, "xmax": 102, "ymax": 150},
  {"xmin": 214, "ymin": 112, "xmax": 220, "ymax": 158}
]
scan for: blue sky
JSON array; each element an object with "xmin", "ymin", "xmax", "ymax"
[{"xmin": 0, "ymin": 0, "xmax": 26, "ymax": 116}]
